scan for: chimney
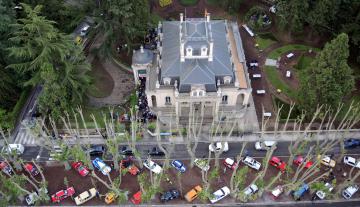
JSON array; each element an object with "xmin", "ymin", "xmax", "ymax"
[
  {"xmin": 140, "ymin": 45, "xmax": 144, "ymax": 53},
  {"xmin": 180, "ymin": 13, "xmax": 184, "ymax": 23},
  {"xmin": 206, "ymin": 13, "xmax": 211, "ymax": 22},
  {"xmin": 208, "ymin": 40, "xmax": 213, "ymax": 61}
]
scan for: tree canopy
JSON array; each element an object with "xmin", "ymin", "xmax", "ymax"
[
  {"xmin": 298, "ymin": 33, "xmax": 354, "ymax": 113},
  {"xmin": 7, "ymin": 3, "xmax": 91, "ymax": 120}
]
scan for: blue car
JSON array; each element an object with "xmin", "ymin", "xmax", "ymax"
[
  {"xmin": 292, "ymin": 183, "xmax": 309, "ymax": 200},
  {"xmin": 92, "ymin": 158, "xmax": 111, "ymax": 175},
  {"xmin": 171, "ymin": 160, "xmax": 186, "ymax": 173},
  {"xmin": 344, "ymin": 139, "xmax": 360, "ymax": 149}
]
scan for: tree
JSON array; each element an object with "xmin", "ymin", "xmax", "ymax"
[
  {"xmin": 306, "ymin": 0, "xmax": 339, "ymax": 34},
  {"xmin": 299, "ymin": 33, "xmax": 354, "ymax": 113},
  {"xmin": 276, "ymin": 0, "xmax": 310, "ymax": 33},
  {"xmin": 7, "ymin": 4, "xmax": 91, "ymax": 120}
]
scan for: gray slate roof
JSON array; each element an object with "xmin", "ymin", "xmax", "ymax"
[
  {"xmin": 132, "ymin": 48, "xmax": 153, "ymax": 65},
  {"xmin": 161, "ymin": 19, "xmax": 233, "ymax": 92}
]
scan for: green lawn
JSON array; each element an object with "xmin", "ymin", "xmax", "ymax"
[
  {"xmin": 268, "ymin": 44, "xmax": 320, "ymax": 59},
  {"xmin": 87, "ymin": 58, "xmax": 114, "ymax": 98},
  {"xmin": 255, "ymin": 35, "xmax": 276, "ymax": 50},
  {"xmin": 295, "ymin": 55, "xmax": 315, "ymax": 71},
  {"xmin": 179, "ymin": 0, "xmax": 199, "ymax": 6},
  {"xmin": 264, "ymin": 66, "xmax": 297, "ymax": 99},
  {"xmin": 273, "ymin": 96, "xmax": 301, "ymax": 120}
]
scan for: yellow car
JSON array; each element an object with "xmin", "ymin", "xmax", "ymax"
[
  {"xmin": 105, "ymin": 191, "xmax": 117, "ymax": 204},
  {"xmin": 317, "ymin": 155, "xmax": 336, "ymax": 168},
  {"xmin": 184, "ymin": 185, "xmax": 202, "ymax": 202}
]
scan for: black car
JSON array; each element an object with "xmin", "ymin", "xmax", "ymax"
[
  {"xmin": 87, "ymin": 145, "xmax": 106, "ymax": 156},
  {"xmin": 160, "ymin": 189, "xmax": 180, "ymax": 202},
  {"xmin": 148, "ymin": 147, "xmax": 165, "ymax": 156},
  {"xmin": 344, "ymin": 138, "xmax": 360, "ymax": 149},
  {"xmin": 120, "ymin": 146, "xmax": 134, "ymax": 156}
]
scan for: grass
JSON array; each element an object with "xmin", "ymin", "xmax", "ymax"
[
  {"xmin": 179, "ymin": 0, "xmax": 199, "ymax": 6},
  {"xmin": 255, "ymin": 33, "xmax": 277, "ymax": 50},
  {"xmin": 5, "ymin": 88, "xmax": 32, "ymax": 130},
  {"xmin": 295, "ymin": 55, "xmax": 314, "ymax": 71},
  {"xmin": 273, "ymin": 96, "xmax": 301, "ymax": 120},
  {"xmin": 264, "ymin": 66, "xmax": 297, "ymax": 99},
  {"xmin": 150, "ymin": 14, "xmax": 164, "ymax": 26},
  {"xmin": 87, "ymin": 58, "xmax": 114, "ymax": 98},
  {"xmin": 268, "ymin": 44, "xmax": 320, "ymax": 59}
]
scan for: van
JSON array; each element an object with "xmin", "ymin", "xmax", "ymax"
[
  {"xmin": 74, "ymin": 188, "xmax": 97, "ymax": 205},
  {"xmin": 342, "ymin": 185, "xmax": 359, "ymax": 199},
  {"xmin": 3, "ymin": 144, "xmax": 25, "ymax": 155}
]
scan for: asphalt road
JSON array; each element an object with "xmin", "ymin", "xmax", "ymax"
[{"xmin": 17, "ymin": 141, "xmax": 360, "ymax": 161}]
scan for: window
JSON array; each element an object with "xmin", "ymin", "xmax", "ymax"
[
  {"xmin": 192, "ymin": 91, "xmax": 197, "ymax": 97},
  {"xmin": 224, "ymin": 76, "xmax": 232, "ymax": 84},
  {"xmin": 222, "ymin": 95, "xmax": 228, "ymax": 104},
  {"xmin": 198, "ymin": 91, "xmax": 203, "ymax": 96},
  {"xmin": 164, "ymin": 77, "xmax": 171, "ymax": 85},
  {"xmin": 165, "ymin": 96, "xmax": 171, "ymax": 105}
]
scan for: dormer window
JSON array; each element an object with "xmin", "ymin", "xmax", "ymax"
[
  {"xmin": 186, "ymin": 46, "xmax": 193, "ymax": 57},
  {"xmin": 191, "ymin": 89, "xmax": 206, "ymax": 97},
  {"xmin": 201, "ymin": 46, "xmax": 208, "ymax": 56},
  {"xmin": 164, "ymin": 77, "xmax": 171, "ymax": 85},
  {"xmin": 224, "ymin": 76, "xmax": 232, "ymax": 84}
]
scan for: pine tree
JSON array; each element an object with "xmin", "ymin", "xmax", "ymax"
[{"xmin": 299, "ymin": 33, "xmax": 354, "ymax": 113}]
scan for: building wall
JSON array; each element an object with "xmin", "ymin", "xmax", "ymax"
[{"xmin": 146, "ymin": 88, "xmax": 175, "ymax": 107}]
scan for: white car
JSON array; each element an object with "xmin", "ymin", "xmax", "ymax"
[
  {"xmin": 2, "ymin": 144, "xmax": 25, "ymax": 155},
  {"xmin": 255, "ymin": 141, "xmax": 277, "ymax": 150},
  {"xmin": 244, "ymin": 184, "xmax": 258, "ymax": 196},
  {"xmin": 242, "ymin": 156, "xmax": 261, "ymax": 171},
  {"xmin": 143, "ymin": 159, "xmax": 162, "ymax": 174},
  {"xmin": 25, "ymin": 192, "xmax": 39, "ymax": 205},
  {"xmin": 209, "ymin": 142, "xmax": 229, "ymax": 153},
  {"xmin": 209, "ymin": 186, "xmax": 230, "ymax": 204},
  {"xmin": 194, "ymin": 159, "xmax": 210, "ymax": 171},
  {"xmin": 342, "ymin": 185, "xmax": 359, "ymax": 199},
  {"xmin": 343, "ymin": 156, "xmax": 360, "ymax": 168},
  {"xmin": 315, "ymin": 183, "xmax": 333, "ymax": 200}
]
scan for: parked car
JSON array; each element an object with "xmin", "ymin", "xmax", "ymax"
[
  {"xmin": 0, "ymin": 161, "xmax": 13, "ymax": 176},
  {"xmin": 254, "ymin": 141, "xmax": 277, "ymax": 151},
  {"xmin": 292, "ymin": 183, "xmax": 309, "ymax": 200},
  {"xmin": 209, "ymin": 186, "xmax": 230, "ymax": 204},
  {"xmin": 160, "ymin": 189, "xmax": 180, "ymax": 202},
  {"xmin": 105, "ymin": 191, "xmax": 117, "ymax": 204},
  {"xmin": 24, "ymin": 163, "xmax": 39, "ymax": 176},
  {"xmin": 74, "ymin": 188, "xmax": 97, "ymax": 205},
  {"xmin": 184, "ymin": 185, "xmax": 202, "ymax": 202},
  {"xmin": 51, "ymin": 187, "xmax": 75, "ymax": 203},
  {"xmin": 269, "ymin": 156, "xmax": 286, "ymax": 172},
  {"xmin": 317, "ymin": 155, "xmax": 336, "ymax": 168},
  {"xmin": 343, "ymin": 156, "xmax": 360, "ymax": 168},
  {"xmin": 223, "ymin": 158, "xmax": 237, "ymax": 170},
  {"xmin": 120, "ymin": 157, "xmax": 140, "ymax": 175},
  {"xmin": 209, "ymin": 142, "xmax": 229, "ymax": 152},
  {"xmin": 244, "ymin": 184, "xmax": 258, "ymax": 196},
  {"xmin": 92, "ymin": 158, "xmax": 111, "ymax": 175},
  {"xmin": 143, "ymin": 159, "xmax": 162, "ymax": 174},
  {"xmin": 314, "ymin": 183, "xmax": 333, "ymax": 200},
  {"xmin": 171, "ymin": 160, "xmax": 186, "ymax": 173},
  {"xmin": 25, "ymin": 192, "xmax": 39, "ymax": 206},
  {"xmin": 344, "ymin": 138, "xmax": 360, "ymax": 149},
  {"xmin": 71, "ymin": 161, "xmax": 89, "ymax": 177},
  {"xmin": 148, "ymin": 147, "xmax": 165, "ymax": 156},
  {"xmin": 130, "ymin": 191, "xmax": 141, "ymax": 204},
  {"xmin": 271, "ymin": 185, "xmax": 284, "ymax": 199},
  {"xmin": 2, "ymin": 144, "xmax": 25, "ymax": 155},
  {"xmin": 342, "ymin": 185, "xmax": 359, "ymax": 199},
  {"xmin": 194, "ymin": 159, "xmax": 210, "ymax": 171},
  {"xmin": 120, "ymin": 146, "xmax": 133, "ymax": 156},
  {"xmin": 293, "ymin": 155, "xmax": 313, "ymax": 169},
  {"xmin": 87, "ymin": 145, "xmax": 105, "ymax": 157},
  {"xmin": 242, "ymin": 156, "xmax": 261, "ymax": 171}
]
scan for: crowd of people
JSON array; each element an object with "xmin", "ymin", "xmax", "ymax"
[{"xmin": 137, "ymin": 77, "xmax": 156, "ymax": 123}]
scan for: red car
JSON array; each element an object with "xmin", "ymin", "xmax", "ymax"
[
  {"xmin": 223, "ymin": 158, "xmax": 237, "ymax": 170},
  {"xmin": 293, "ymin": 155, "xmax": 313, "ymax": 169},
  {"xmin": 269, "ymin": 156, "xmax": 287, "ymax": 172},
  {"xmin": 71, "ymin": 161, "xmax": 89, "ymax": 177},
  {"xmin": 24, "ymin": 163, "xmax": 39, "ymax": 176},
  {"xmin": 0, "ymin": 162, "xmax": 13, "ymax": 176},
  {"xmin": 130, "ymin": 191, "xmax": 141, "ymax": 204},
  {"xmin": 120, "ymin": 157, "xmax": 140, "ymax": 176},
  {"xmin": 51, "ymin": 187, "xmax": 75, "ymax": 203}
]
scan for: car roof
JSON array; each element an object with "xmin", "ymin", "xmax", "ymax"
[
  {"xmin": 345, "ymin": 156, "xmax": 356, "ymax": 162},
  {"xmin": 271, "ymin": 156, "xmax": 281, "ymax": 162},
  {"xmin": 225, "ymin": 158, "xmax": 235, "ymax": 165}
]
